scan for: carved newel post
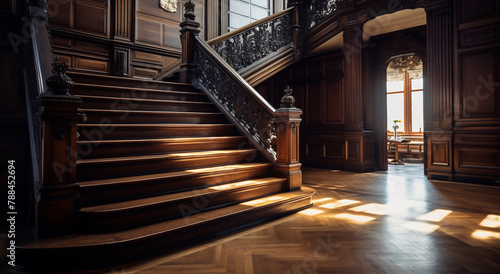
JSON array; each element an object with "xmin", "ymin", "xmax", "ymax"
[
  {"xmin": 179, "ymin": 0, "xmax": 200, "ymax": 83},
  {"xmin": 36, "ymin": 60, "xmax": 85, "ymax": 237},
  {"xmin": 274, "ymin": 86, "xmax": 302, "ymax": 191}
]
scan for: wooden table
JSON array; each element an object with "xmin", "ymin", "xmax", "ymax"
[{"xmin": 387, "ymin": 138, "xmax": 407, "ymax": 165}]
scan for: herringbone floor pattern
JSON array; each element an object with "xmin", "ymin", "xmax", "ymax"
[
  {"xmin": 105, "ymin": 164, "xmax": 500, "ymax": 274},
  {"xmin": 5, "ymin": 164, "xmax": 497, "ymax": 273}
]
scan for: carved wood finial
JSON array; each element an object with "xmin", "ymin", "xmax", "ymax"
[
  {"xmin": 184, "ymin": 0, "xmax": 196, "ymax": 21},
  {"xmin": 281, "ymin": 86, "xmax": 295, "ymax": 108},
  {"xmin": 45, "ymin": 57, "xmax": 74, "ymax": 95}
]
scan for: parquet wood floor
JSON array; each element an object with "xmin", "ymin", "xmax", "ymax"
[{"xmin": 4, "ymin": 164, "xmax": 500, "ymax": 273}]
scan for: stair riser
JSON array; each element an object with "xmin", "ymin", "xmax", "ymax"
[
  {"xmin": 77, "ymin": 152, "xmax": 259, "ymax": 180},
  {"xmin": 68, "ymin": 73, "xmax": 195, "ymax": 91},
  {"xmin": 81, "ymin": 181, "xmax": 285, "ymax": 232},
  {"xmin": 73, "ymin": 86, "xmax": 206, "ymax": 101},
  {"xmin": 77, "ymin": 125, "xmax": 237, "ymax": 140},
  {"xmin": 83, "ymin": 112, "xmax": 226, "ymax": 124},
  {"xmin": 77, "ymin": 138, "xmax": 247, "ymax": 158},
  {"xmin": 80, "ymin": 98, "xmax": 216, "ymax": 112},
  {"xmin": 15, "ymin": 194, "xmax": 313, "ymax": 272},
  {"xmin": 80, "ymin": 165, "xmax": 273, "ymax": 207}
]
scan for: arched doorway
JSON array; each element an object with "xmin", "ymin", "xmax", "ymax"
[{"xmin": 386, "ymin": 55, "xmax": 424, "ymax": 164}]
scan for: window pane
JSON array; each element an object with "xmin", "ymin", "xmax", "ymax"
[
  {"xmin": 251, "ymin": 5, "xmax": 269, "ymax": 20},
  {"xmin": 251, "ymin": 0, "xmax": 269, "ymax": 8},
  {"xmin": 387, "ymin": 93, "xmax": 404, "ymax": 132},
  {"xmin": 387, "ymin": 81, "xmax": 404, "ymax": 93},
  {"xmin": 411, "ymin": 78, "xmax": 423, "ymax": 90},
  {"xmin": 229, "ymin": 12, "xmax": 251, "ymax": 29},
  {"xmin": 412, "ymin": 91, "xmax": 424, "ymax": 133},
  {"xmin": 230, "ymin": 0, "xmax": 250, "ymax": 16}
]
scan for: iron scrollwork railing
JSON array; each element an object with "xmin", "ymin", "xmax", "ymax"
[
  {"xmin": 208, "ymin": 8, "xmax": 293, "ymax": 73},
  {"xmin": 306, "ymin": 0, "xmax": 345, "ymax": 30},
  {"xmin": 194, "ymin": 36, "xmax": 277, "ymax": 160}
]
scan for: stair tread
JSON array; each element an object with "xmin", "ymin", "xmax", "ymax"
[
  {"xmin": 69, "ymin": 72, "xmax": 194, "ymax": 87},
  {"xmin": 73, "ymin": 83, "xmax": 199, "ymax": 94},
  {"xmin": 78, "ymin": 123, "xmax": 232, "ymax": 127},
  {"xmin": 81, "ymin": 177, "xmax": 285, "ymax": 213},
  {"xmin": 78, "ymin": 95, "xmax": 214, "ymax": 105},
  {"xmin": 78, "ymin": 163, "xmax": 272, "ymax": 188},
  {"xmin": 77, "ymin": 149, "xmax": 257, "ymax": 165},
  {"xmin": 80, "ymin": 108, "xmax": 221, "ymax": 115},
  {"xmin": 78, "ymin": 136, "xmax": 245, "ymax": 145},
  {"xmin": 19, "ymin": 187, "xmax": 315, "ymax": 248}
]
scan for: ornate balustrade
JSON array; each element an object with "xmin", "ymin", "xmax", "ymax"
[
  {"xmin": 205, "ymin": 8, "xmax": 295, "ymax": 86},
  {"xmin": 305, "ymin": 0, "xmax": 346, "ymax": 30},
  {"xmin": 180, "ymin": 1, "xmax": 302, "ymax": 190},
  {"xmin": 208, "ymin": 8, "xmax": 293, "ymax": 73},
  {"xmin": 194, "ymin": 36, "xmax": 278, "ymax": 161}
]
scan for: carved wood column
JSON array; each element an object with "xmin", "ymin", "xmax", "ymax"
[
  {"xmin": 179, "ymin": 1, "xmax": 200, "ymax": 84},
  {"xmin": 36, "ymin": 61, "xmax": 85, "ymax": 237},
  {"xmin": 288, "ymin": 0, "xmax": 302, "ymax": 61},
  {"xmin": 112, "ymin": 0, "xmax": 132, "ymax": 76},
  {"xmin": 425, "ymin": 2, "xmax": 453, "ymax": 180},
  {"xmin": 343, "ymin": 24, "xmax": 364, "ymax": 130},
  {"xmin": 114, "ymin": 0, "xmax": 131, "ymax": 41},
  {"xmin": 274, "ymin": 87, "xmax": 302, "ymax": 191}
]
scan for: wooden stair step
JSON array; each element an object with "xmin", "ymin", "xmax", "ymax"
[
  {"xmin": 68, "ymin": 71, "xmax": 195, "ymax": 91},
  {"xmin": 78, "ymin": 95, "xmax": 216, "ymax": 112},
  {"xmin": 77, "ymin": 123, "xmax": 237, "ymax": 140},
  {"xmin": 78, "ymin": 163, "xmax": 274, "ymax": 206},
  {"xmin": 80, "ymin": 108, "xmax": 226, "ymax": 124},
  {"xmin": 76, "ymin": 149, "xmax": 260, "ymax": 180},
  {"xmin": 80, "ymin": 177, "xmax": 286, "ymax": 231},
  {"xmin": 73, "ymin": 83, "xmax": 206, "ymax": 101},
  {"xmin": 15, "ymin": 187, "xmax": 315, "ymax": 272},
  {"xmin": 77, "ymin": 136, "xmax": 248, "ymax": 158}
]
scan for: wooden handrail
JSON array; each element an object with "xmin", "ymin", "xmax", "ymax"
[
  {"xmin": 195, "ymin": 36, "xmax": 277, "ymax": 117},
  {"xmin": 207, "ymin": 7, "xmax": 294, "ymax": 46}
]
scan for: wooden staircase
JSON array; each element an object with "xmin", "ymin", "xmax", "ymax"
[{"xmin": 15, "ymin": 72, "xmax": 314, "ymax": 272}]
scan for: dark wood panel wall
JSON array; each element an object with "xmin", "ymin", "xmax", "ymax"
[
  {"xmin": 422, "ymin": 0, "xmax": 500, "ymax": 183},
  {"xmin": 449, "ymin": 0, "xmax": 500, "ymax": 183},
  {"xmin": 47, "ymin": 0, "xmax": 205, "ymax": 78},
  {"xmin": 424, "ymin": 1, "xmax": 454, "ymax": 179}
]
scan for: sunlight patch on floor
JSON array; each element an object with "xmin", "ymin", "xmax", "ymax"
[
  {"xmin": 480, "ymin": 214, "xmax": 500, "ymax": 228},
  {"xmin": 471, "ymin": 229, "xmax": 500, "ymax": 240},
  {"xmin": 334, "ymin": 213, "xmax": 375, "ymax": 223},
  {"xmin": 298, "ymin": 208, "xmax": 324, "ymax": 216},
  {"xmin": 401, "ymin": 221, "xmax": 440, "ymax": 233},
  {"xmin": 348, "ymin": 203, "xmax": 388, "ymax": 215},
  {"xmin": 319, "ymin": 199, "xmax": 360, "ymax": 209},
  {"xmin": 417, "ymin": 209, "xmax": 452, "ymax": 222}
]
